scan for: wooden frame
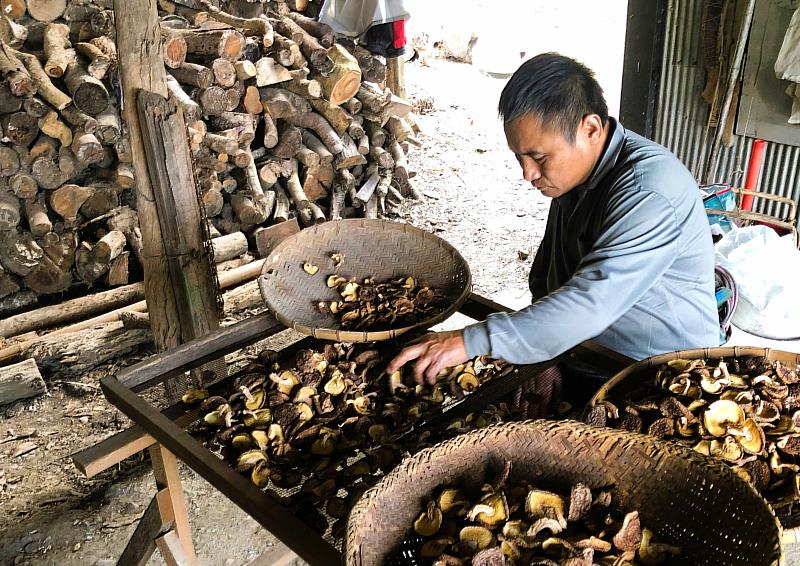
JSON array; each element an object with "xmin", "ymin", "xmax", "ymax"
[{"xmin": 86, "ymin": 294, "xmax": 632, "ymax": 564}]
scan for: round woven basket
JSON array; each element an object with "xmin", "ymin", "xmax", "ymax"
[
  {"xmin": 259, "ymin": 219, "xmax": 471, "ymax": 341},
  {"xmin": 345, "ymin": 420, "xmax": 782, "ymax": 566},
  {"xmin": 588, "ymin": 345, "xmax": 800, "ymax": 528}
]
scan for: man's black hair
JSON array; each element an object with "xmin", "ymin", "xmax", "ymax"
[{"xmin": 498, "ymin": 53, "xmax": 608, "ymax": 143}]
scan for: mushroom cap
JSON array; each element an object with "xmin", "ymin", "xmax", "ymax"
[
  {"xmin": 414, "ymin": 502, "xmax": 443, "ymax": 537},
  {"xmin": 525, "ymin": 490, "xmax": 567, "ymax": 527},
  {"xmin": 467, "ymin": 492, "xmax": 508, "ymax": 527},
  {"xmin": 736, "ymin": 418, "xmax": 766, "ymax": 454},
  {"xmin": 470, "ymin": 548, "xmax": 506, "ymax": 566},
  {"xmin": 703, "ymin": 400, "xmax": 745, "ymax": 437},
  {"xmin": 459, "ymin": 525, "xmax": 494, "ymax": 552},
  {"xmin": 647, "ymin": 417, "xmax": 675, "ymax": 439},
  {"xmin": 710, "ymin": 438, "xmax": 744, "ymax": 462}
]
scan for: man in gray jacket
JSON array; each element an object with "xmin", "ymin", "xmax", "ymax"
[{"xmin": 387, "ymin": 53, "xmax": 721, "ymax": 388}]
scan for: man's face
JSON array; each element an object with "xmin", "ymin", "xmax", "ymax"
[{"xmin": 504, "ymin": 113, "xmax": 603, "ymax": 199}]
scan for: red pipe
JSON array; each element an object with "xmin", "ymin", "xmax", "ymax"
[{"xmin": 741, "ymin": 139, "xmax": 766, "ymax": 211}]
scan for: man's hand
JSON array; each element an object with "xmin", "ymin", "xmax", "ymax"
[{"xmin": 385, "ymin": 330, "xmax": 469, "ymax": 385}]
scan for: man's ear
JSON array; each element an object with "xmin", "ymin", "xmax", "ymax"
[{"xmin": 579, "ymin": 114, "xmax": 604, "ymax": 144}]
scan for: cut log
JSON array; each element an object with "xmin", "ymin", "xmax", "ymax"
[
  {"xmin": 309, "ymin": 98, "xmax": 350, "ymax": 136},
  {"xmin": 161, "ymin": 29, "xmax": 188, "ymax": 69},
  {"xmin": 119, "ymin": 308, "xmax": 149, "ymax": 329},
  {"xmin": 345, "ymin": 96, "xmax": 362, "ymax": 115},
  {"xmin": 63, "ymin": 59, "xmax": 109, "ymax": 115},
  {"xmin": 23, "ymin": 251, "xmax": 71, "ymax": 293},
  {"xmin": 168, "ymin": 62, "xmax": 213, "ymax": 88},
  {"xmin": 0, "ymin": 0, "xmax": 26, "ymax": 20},
  {"xmin": 0, "ymin": 83, "xmax": 21, "ymax": 113},
  {"xmin": 202, "ymin": 186, "xmax": 223, "ymax": 217},
  {"xmin": 0, "ymin": 231, "xmax": 43, "ymax": 276},
  {"xmin": 293, "ymin": 26, "xmax": 331, "ymax": 74},
  {"xmin": 357, "ymin": 82, "xmax": 391, "ymax": 114},
  {"xmin": 60, "ymin": 103, "xmax": 96, "ymax": 132},
  {"xmin": 198, "ymin": 0, "xmax": 273, "ymax": 46},
  {"xmin": 173, "ymin": 27, "xmax": 245, "ymax": 61},
  {"xmin": 22, "ymin": 96, "xmax": 52, "ymax": 117},
  {"xmin": 57, "ymin": 144, "xmax": 81, "ymax": 179},
  {"xmin": 0, "ymin": 264, "xmax": 19, "ymax": 298},
  {"xmin": 71, "ymin": 132, "xmax": 104, "ymax": 166},
  {"xmin": 234, "ymin": 59, "xmax": 256, "ymax": 80},
  {"xmin": 366, "ymin": 121, "xmax": 386, "ymax": 147},
  {"xmin": 49, "ymin": 183, "xmax": 94, "ymax": 222},
  {"xmin": 386, "ymin": 115, "xmax": 414, "ymax": 143},
  {"xmin": 272, "ymin": 181, "xmax": 289, "ymax": 223},
  {"xmin": 30, "ymin": 135, "xmax": 57, "ymax": 160},
  {"xmin": 260, "ymin": 87, "xmax": 310, "ymax": 119},
  {"xmin": 295, "ymin": 142, "xmax": 319, "ymax": 168},
  {"xmin": 286, "ymin": 12, "xmax": 335, "ymax": 48},
  {"xmin": 43, "ymin": 22, "xmax": 73, "ymax": 78},
  {"xmin": 158, "ymin": 0, "xmax": 209, "ymax": 26},
  {"xmin": 0, "ymin": 40, "xmax": 33, "ymax": 96},
  {"xmin": 308, "ymin": 201, "xmax": 325, "ymax": 224},
  {"xmin": 203, "ymin": 132, "xmax": 238, "ymax": 154},
  {"xmin": 330, "ymin": 182, "xmax": 345, "ymax": 220},
  {"xmin": 335, "ymin": 37, "xmax": 386, "ymax": 84},
  {"xmin": 265, "ymin": 37, "xmax": 294, "ymax": 68},
  {"xmin": 369, "ymin": 145, "xmax": 394, "ymax": 169},
  {"xmin": 26, "ymin": 0, "xmax": 67, "ymax": 22},
  {"xmin": 75, "ymin": 41, "xmax": 112, "ymax": 79},
  {"xmin": 38, "ymin": 110, "xmax": 72, "ymax": 146},
  {"xmin": 254, "ymin": 56, "xmax": 291, "ymax": 87},
  {"xmin": 335, "ymin": 133, "xmax": 367, "ymax": 170},
  {"xmin": 241, "ymin": 35, "xmax": 261, "ymax": 62},
  {"xmin": 212, "ymin": 231, "xmax": 248, "ymax": 262},
  {"xmin": 364, "ymin": 192, "xmax": 378, "ymax": 219},
  {"xmin": 0, "ymin": 358, "xmax": 46, "ymax": 406},
  {"xmin": 2, "ymin": 111, "xmax": 39, "ymax": 146},
  {"xmin": 313, "ymin": 44, "xmax": 361, "ymax": 105},
  {"xmin": 357, "ymin": 134, "xmax": 369, "ymax": 155},
  {"xmin": 285, "ymin": 111, "xmax": 343, "ymax": 154},
  {"xmin": 284, "ymin": 160, "xmax": 310, "ymax": 214},
  {"xmin": 9, "ymin": 48, "xmax": 70, "ymax": 109},
  {"xmin": 80, "ymin": 183, "xmax": 118, "ymax": 219},
  {"xmin": 75, "ymin": 240, "xmax": 104, "ymax": 283},
  {"xmin": 106, "ymin": 251, "xmax": 129, "ymax": 286},
  {"xmin": 301, "ymin": 130, "xmax": 333, "ymax": 165},
  {"xmin": 30, "ymin": 156, "xmax": 65, "ymax": 189},
  {"xmin": 389, "ymin": 140, "xmax": 409, "ymax": 185},
  {"xmin": 241, "ymin": 84, "xmax": 260, "ymax": 114},
  {"xmin": 270, "ymin": 121, "xmax": 302, "ymax": 158},
  {"xmin": 1, "ymin": 13, "xmax": 27, "ymax": 48},
  {"xmin": 90, "ymin": 9, "xmax": 115, "ymax": 38},
  {"xmin": 165, "ymin": 75, "xmax": 201, "ymax": 123},
  {"xmin": 0, "ymin": 145, "xmax": 20, "ymax": 177},
  {"xmin": 92, "ymin": 229, "xmax": 126, "ymax": 263},
  {"xmin": 95, "ymin": 105, "xmax": 121, "ymax": 145},
  {"xmin": 232, "ymin": 148, "xmax": 251, "ymax": 168},
  {"xmin": 25, "ymin": 200, "xmax": 51, "ymax": 236},
  {"xmin": 199, "ymin": 85, "xmax": 231, "ymax": 116},
  {"xmin": 115, "ymin": 162, "xmax": 135, "ymax": 189},
  {"xmin": 0, "ymin": 289, "xmax": 36, "ymax": 317},
  {"xmin": 0, "ymin": 189, "xmax": 21, "ymax": 230},
  {"xmin": 268, "ymin": 16, "xmax": 304, "ymax": 45},
  {"xmin": 348, "ymin": 114, "xmax": 365, "ymax": 139},
  {"xmin": 302, "ymin": 164, "xmax": 333, "ymax": 202},
  {"xmin": 258, "ymin": 161, "xmax": 280, "ymax": 186},
  {"xmin": 211, "ymin": 57, "xmax": 236, "ymax": 87},
  {"xmin": 9, "ymin": 172, "xmax": 37, "ymax": 199}
]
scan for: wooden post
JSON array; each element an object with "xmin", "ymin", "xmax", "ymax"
[{"xmin": 386, "ymin": 56, "xmax": 406, "ymax": 98}]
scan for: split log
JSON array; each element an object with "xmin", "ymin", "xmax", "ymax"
[
  {"xmin": 60, "ymin": 103, "xmax": 96, "ymax": 132},
  {"xmin": 212, "ymin": 231, "xmax": 248, "ymax": 262},
  {"xmin": 71, "ymin": 132, "xmax": 104, "ymax": 166},
  {"xmin": 234, "ymin": 59, "xmax": 256, "ymax": 80},
  {"xmin": 254, "ymin": 56, "xmax": 291, "ymax": 87},
  {"xmin": 9, "ymin": 172, "xmax": 37, "ymax": 199},
  {"xmin": 43, "ymin": 22, "xmax": 73, "ymax": 78},
  {"xmin": 24, "ymin": 200, "xmax": 51, "ymax": 236},
  {"xmin": 172, "ymin": 27, "xmax": 245, "ymax": 61},
  {"xmin": 335, "ymin": 133, "xmax": 366, "ymax": 170},
  {"xmin": 302, "ymin": 164, "xmax": 333, "ymax": 201},
  {"xmin": 165, "ymin": 75, "xmax": 201, "ymax": 123},
  {"xmin": 1, "ymin": 111, "xmax": 38, "ymax": 145},
  {"xmin": 354, "ymin": 164, "xmax": 379, "ymax": 206},
  {"xmin": 270, "ymin": 121, "xmax": 302, "ymax": 158},
  {"xmin": 106, "ymin": 252, "xmax": 129, "ymax": 286},
  {"xmin": 75, "ymin": 41, "xmax": 112, "ymax": 79},
  {"xmin": 161, "ymin": 29, "xmax": 188, "ymax": 69},
  {"xmin": 364, "ymin": 192, "xmax": 378, "ymax": 219},
  {"xmin": 23, "ymin": 252, "xmax": 70, "ymax": 293},
  {"xmin": 0, "ymin": 358, "xmax": 46, "ymax": 406},
  {"xmin": 10, "ymin": 48, "xmax": 70, "ymax": 109},
  {"xmin": 26, "ymin": 0, "xmax": 67, "ymax": 22},
  {"xmin": 301, "ymin": 130, "xmax": 333, "ymax": 165},
  {"xmin": 49, "ymin": 183, "xmax": 94, "ymax": 223},
  {"xmin": 168, "ymin": 62, "xmax": 213, "ymax": 88},
  {"xmin": 38, "ymin": 110, "xmax": 72, "ymax": 146},
  {"xmin": 63, "ymin": 58, "xmax": 109, "ymax": 115},
  {"xmin": 375, "ymin": 169, "xmax": 393, "ymax": 213},
  {"xmin": 106, "ymin": 206, "xmax": 143, "ymax": 263},
  {"xmin": 309, "ymin": 98, "xmax": 350, "ymax": 136},
  {"xmin": 198, "ymin": 0, "xmax": 273, "ymax": 46},
  {"xmin": 0, "ymin": 231, "xmax": 43, "ymax": 276},
  {"xmin": 265, "ymin": 36, "xmax": 294, "ymax": 68},
  {"xmin": 211, "ymin": 57, "xmax": 236, "ymax": 87},
  {"xmin": 313, "ymin": 44, "xmax": 360, "ymax": 105},
  {"xmin": 0, "ymin": 190, "xmax": 21, "ymax": 230},
  {"xmin": 286, "ymin": 12, "xmax": 335, "ymax": 48},
  {"xmin": 0, "ymin": 145, "xmax": 20, "ymax": 176}
]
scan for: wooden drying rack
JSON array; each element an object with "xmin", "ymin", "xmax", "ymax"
[{"xmin": 71, "ymin": 293, "xmax": 632, "ymax": 565}]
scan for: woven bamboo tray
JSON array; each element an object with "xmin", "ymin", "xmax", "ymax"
[
  {"xmin": 345, "ymin": 420, "xmax": 782, "ymax": 566},
  {"xmin": 259, "ymin": 219, "xmax": 471, "ymax": 342},
  {"xmin": 588, "ymin": 346, "xmax": 800, "ymax": 529}
]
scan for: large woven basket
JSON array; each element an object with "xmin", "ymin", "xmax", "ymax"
[
  {"xmin": 259, "ymin": 219, "xmax": 471, "ymax": 341},
  {"xmin": 345, "ymin": 420, "xmax": 782, "ymax": 566},
  {"xmin": 588, "ymin": 346, "xmax": 800, "ymax": 528}
]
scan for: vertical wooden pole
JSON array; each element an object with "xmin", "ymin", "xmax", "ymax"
[
  {"xmin": 149, "ymin": 445, "xmax": 197, "ymax": 564},
  {"xmin": 386, "ymin": 56, "xmax": 406, "ymax": 98}
]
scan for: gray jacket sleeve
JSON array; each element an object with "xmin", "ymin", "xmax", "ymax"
[{"xmin": 462, "ymin": 188, "xmax": 681, "ymax": 364}]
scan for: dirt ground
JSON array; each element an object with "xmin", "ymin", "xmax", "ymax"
[{"xmin": 0, "ymin": 58, "xmax": 548, "ymax": 566}]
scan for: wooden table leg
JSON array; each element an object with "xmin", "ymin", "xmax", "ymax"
[
  {"xmin": 117, "ymin": 489, "xmax": 175, "ymax": 566},
  {"xmin": 149, "ymin": 444, "xmax": 197, "ymax": 564},
  {"xmin": 155, "ymin": 530, "xmax": 193, "ymax": 566}
]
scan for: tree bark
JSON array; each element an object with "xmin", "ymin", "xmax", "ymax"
[
  {"xmin": 0, "ymin": 40, "xmax": 34, "ymax": 96},
  {"xmin": 172, "ymin": 27, "xmax": 245, "ymax": 61},
  {"xmin": 285, "ymin": 111, "xmax": 343, "ymax": 154},
  {"xmin": 168, "ymin": 62, "xmax": 213, "ymax": 88},
  {"xmin": 309, "ymin": 98, "xmax": 350, "ymax": 136},
  {"xmin": 335, "ymin": 133, "xmax": 366, "ymax": 170},
  {"xmin": 0, "ymin": 358, "xmax": 46, "ymax": 406}
]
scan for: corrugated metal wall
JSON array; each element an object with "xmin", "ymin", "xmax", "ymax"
[{"xmin": 654, "ymin": 0, "xmax": 800, "ymax": 225}]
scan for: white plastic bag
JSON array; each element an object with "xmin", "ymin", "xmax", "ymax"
[{"xmin": 715, "ymin": 225, "xmax": 800, "ymax": 339}]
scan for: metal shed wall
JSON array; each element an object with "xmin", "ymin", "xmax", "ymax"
[{"xmin": 654, "ymin": 0, "xmax": 800, "ymax": 225}]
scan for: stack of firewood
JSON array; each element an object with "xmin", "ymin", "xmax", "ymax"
[{"xmin": 0, "ymin": 0, "xmax": 420, "ymax": 316}]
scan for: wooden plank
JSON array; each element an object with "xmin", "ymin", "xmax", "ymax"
[
  {"xmin": 459, "ymin": 293, "xmax": 514, "ymax": 319},
  {"xmin": 155, "ymin": 530, "xmax": 194, "ymax": 566},
  {"xmin": 150, "ymin": 445, "xmax": 197, "ymax": 563},
  {"xmin": 117, "ymin": 490, "xmax": 175, "ymax": 566},
  {"xmin": 100, "ymin": 376, "xmax": 341, "ymax": 566},
  {"xmin": 253, "ymin": 217, "xmax": 300, "ymax": 258},
  {"xmin": 118, "ymin": 312, "xmax": 284, "ymax": 392}
]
